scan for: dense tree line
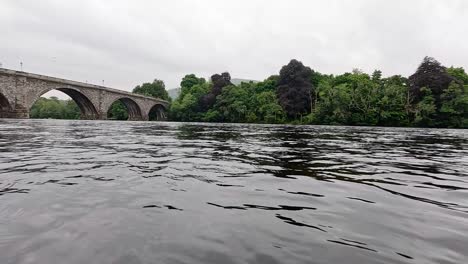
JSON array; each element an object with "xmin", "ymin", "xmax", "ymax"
[
  {"xmin": 30, "ymin": 97, "xmax": 80, "ymax": 119},
  {"xmin": 170, "ymin": 57, "xmax": 467, "ymax": 128},
  {"xmin": 29, "ymin": 57, "xmax": 467, "ymax": 128}
]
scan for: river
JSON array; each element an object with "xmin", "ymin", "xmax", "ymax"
[{"xmin": 0, "ymin": 119, "xmax": 467, "ymax": 264}]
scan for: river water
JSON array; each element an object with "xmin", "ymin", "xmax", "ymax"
[{"xmin": 0, "ymin": 119, "xmax": 467, "ymax": 264}]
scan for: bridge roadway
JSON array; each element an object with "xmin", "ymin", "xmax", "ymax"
[{"xmin": 0, "ymin": 68, "xmax": 169, "ymax": 121}]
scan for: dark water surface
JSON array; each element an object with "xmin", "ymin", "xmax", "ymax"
[{"xmin": 0, "ymin": 119, "xmax": 467, "ymax": 264}]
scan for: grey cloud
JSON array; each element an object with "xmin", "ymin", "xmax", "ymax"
[{"xmin": 1, "ymin": 0, "xmax": 467, "ymax": 95}]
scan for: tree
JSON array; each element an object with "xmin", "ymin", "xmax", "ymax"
[
  {"xmin": 372, "ymin": 70, "xmax": 383, "ymax": 83},
  {"xmin": 133, "ymin": 79, "xmax": 170, "ymax": 101},
  {"xmin": 256, "ymin": 91, "xmax": 286, "ymax": 123},
  {"xmin": 413, "ymin": 87, "xmax": 436, "ymax": 127},
  {"xmin": 213, "ymin": 83, "xmax": 251, "ymax": 122},
  {"xmin": 276, "ymin": 59, "xmax": 314, "ymax": 119},
  {"xmin": 447, "ymin": 67, "xmax": 468, "ymax": 85},
  {"xmin": 180, "ymin": 74, "xmax": 206, "ymax": 100},
  {"xmin": 169, "ymin": 82, "xmax": 210, "ymax": 121},
  {"xmin": 376, "ymin": 83, "xmax": 409, "ymax": 126},
  {"xmin": 107, "ymin": 100, "xmax": 128, "ymax": 120},
  {"xmin": 408, "ymin": 57, "xmax": 458, "ymax": 104},
  {"xmin": 63, "ymin": 100, "xmax": 81, "ymax": 119},
  {"xmin": 312, "ymin": 81, "xmax": 353, "ymax": 125},
  {"xmin": 408, "ymin": 57, "xmax": 466, "ymax": 127},
  {"xmin": 254, "ymin": 75, "xmax": 278, "ymax": 93},
  {"xmin": 30, "ymin": 97, "xmax": 80, "ymax": 119},
  {"xmin": 438, "ymin": 82, "xmax": 468, "ymax": 128},
  {"xmin": 345, "ymin": 71, "xmax": 380, "ymax": 125},
  {"xmin": 166, "ymin": 58, "xmax": 464, "ymax": 128},
  {"xmin": 382, "ymin": 75, "xmax": 407, "ymax": 87},
  {"xmin": 200, "ymin": 72, "xmax": 232, "ymax": 110}
]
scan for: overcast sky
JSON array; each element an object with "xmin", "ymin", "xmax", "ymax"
[{"xmin": 1, "ymin": 0, "xmax": 468, "ymax": 96}]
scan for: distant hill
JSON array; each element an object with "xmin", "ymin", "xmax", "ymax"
[
  {"xmin": 230, "ymin": 78, "xmax": 258, "ymax": 85},
  {"xmin": 167, "ymin": 78, "xmax": 258, "ymax": 100},
  {"xmin": 167, "ymin": 88, "xmax": 181, "ymax": 99}
]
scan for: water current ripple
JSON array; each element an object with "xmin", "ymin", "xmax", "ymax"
[{"xmin": 0, "ymin": 119, "xmax": 467, "ymax": 264}]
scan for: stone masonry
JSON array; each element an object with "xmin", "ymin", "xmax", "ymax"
[{"xmin": 0, "ymin": 68, "xmax": 169, "ymax": 121}]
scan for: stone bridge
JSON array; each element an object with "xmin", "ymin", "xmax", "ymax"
[{"xmin": 0, "ymin": 68, "xmax": 169, "ymax": 121}]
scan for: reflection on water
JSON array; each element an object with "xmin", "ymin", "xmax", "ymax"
[{"xmin": 0, "ymin": 119, "xmax": 467, "ymax": 264}]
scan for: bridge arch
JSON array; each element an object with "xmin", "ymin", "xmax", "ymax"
[
  {"xmin": 0, "ymin": 92, "xmax": 12, "ymax": 118},
  {"xmin": 0, "ymin": 68, "xmax": 170, "ymax": 120},
  {"xmin": 29, "ymin": 87, "xmax": 99, "ymax": 119},
  {"xmin": 147, "ymin": 103, "xmax": 167, "ymax": 121},
  {"xmin": 106, "ymin": 97, "xmax": 143, "ymax": 121}
]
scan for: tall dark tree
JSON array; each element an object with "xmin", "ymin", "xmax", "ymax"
[
  {"xmin": 408, "ymin": 57, "xmax": 459, "ymax": 104},
  {"xmin": 276, "ymin": 59, "xmax": 313, "ymax": 118},
  {"xmin": 200, "ymin": 72, "xmax": 232, "ymax": 110},
  {"xmin": 371, "ymin": 70, "xmax": 383, "ymax": 82}
]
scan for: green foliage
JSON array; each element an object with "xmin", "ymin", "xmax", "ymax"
[
  {"xmin": 170, "ymin": 80, "xmax": 210, "ymax": 121},
  {"xmin": 211, "ymin": 81, "xmax": 286, "ymax": 123},
  {"xmin": 312, "ymin": 82, "xmax": 353, "ymax": 124},
  {"xmin": 413, "ymin": 87, "xmax": 437, "ymax": 127},
  {"xmin": 30, "ymin": 97, "xmax": 80, "ymax": 119},
  {"xmin": 107, "ymin": 100, "xmax": 128, "ymax": 120},
  {"xmin": 377, "ymin": 82, "xmax": 410, "ymax": 126},
  {"xmin": 438, "ymin": 82, "xmax": 468, "ymax": 128},
  {"xmin": 180, "ymin": 74, "xmax": 206, "ymax": 100},
  {"xmin": 168, "ymin": 58, "xmax": 466, "ymax": 128},
  {"xmin": 133, "ymin": 79, "xmax": 170, "ymax": 101},
  {"xmin": 447, "ymin": 67, "xmax": 468, "ymax": 85},
  {"xmin": 372, "ymin": 70, "xmax": 383, "ymax": 82},
  {"xmin": 256, "ymin": 90, "xmax": 286, "ymax": 123},
  {"xmin": 27, "ymin": 58, "xmax": 467, "ymax": 128},
  {"xmin": 254, "ymin": 75, "xmax": 278, "ymax": 93},
  {"xmin": 169, "ymin": 76, "xmax": 286, "ymax": 124}
]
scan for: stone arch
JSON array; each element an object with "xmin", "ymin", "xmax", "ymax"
[
  {"xmin": 29, "ymin": 87, "xmax": 99, "ymax": 119},
  {"xmin": 107, "ymin": 97, "xmax": 143, "ymax": 121},
  {"xmin": 147, "ymin": 103, "xmax": 167, "ymax": 121},
  {"xmin": 0, "ymin": 92, "xmax": 12, "ymax": 118}
]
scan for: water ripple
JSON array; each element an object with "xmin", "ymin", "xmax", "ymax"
[{"xmin": 0, "ymin": 119, "xmax": 467, "ymax": 264}]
